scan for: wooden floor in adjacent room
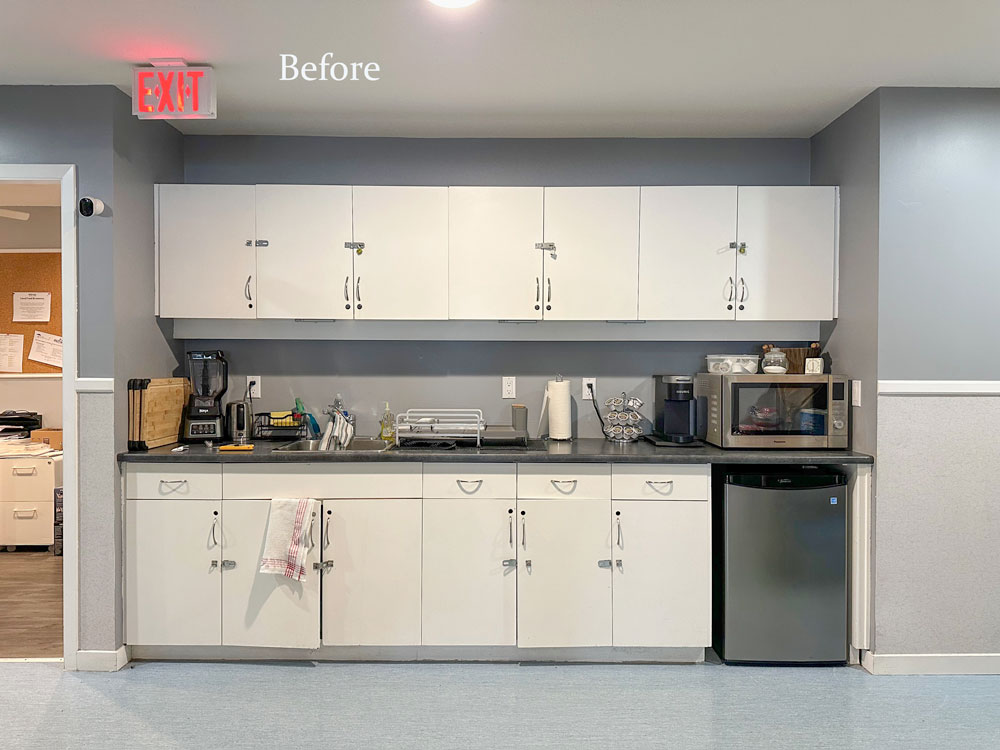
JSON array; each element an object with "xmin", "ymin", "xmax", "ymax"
[{"xmin": 0, "ymin": 550, "xmax": 62, "ymax": 658}]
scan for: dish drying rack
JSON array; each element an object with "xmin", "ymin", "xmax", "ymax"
[
  {"xmin": 253, "ymin": 413, "xmax": 308, "ymax": 441},
  {"xmin": 395, "ymin": 409, "xmax": 485, "ymax": 447}
]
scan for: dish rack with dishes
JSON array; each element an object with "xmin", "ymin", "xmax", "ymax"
[
  {"xmin": 395, "ymin": 409, "xmax": 485, "ymax": 447},
  {"xmin": 253, "ymin": 413, "xmax": 309, "ymax": 441}
]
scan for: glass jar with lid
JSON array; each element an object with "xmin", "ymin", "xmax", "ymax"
[{"xmin": 762, "ymin": 348, "xmax": 789, "ymax": 374}]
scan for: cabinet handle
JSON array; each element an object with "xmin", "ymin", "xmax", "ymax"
[
  {"xmin": 244, "ymin": 275, "xmax": 253, "ymax": 301},
  {"xmin": 508, "ymin": 515, "xmax": 513, "ymax": 546},
  {"xmin": 307, "ymin": 512, "xmax": 316, "ymax": 550},
  {"xmin": 324, "ymin": 516, "xmax": 331, "ymax": 550},
  {"xmin": 210, "ymin": 517, "xmax": 218, "ymax": 547},
  {"xmin": 547, "ymin": 278, "xmax": 552, "ymax": 302},
  {"xmin": 356, "ymin": 276, "xmax": 362, "ymax": 303},
  {"xmin": 12, "ymin": 509, "xmax": 38, "ymax": 519},
  {"xmin": 521, "ymin": 515, "xmax": 526, "ymax": 549},
  {"xmin": 616, "ymin": 516, "xmax": 623, "ymax": 548},
  {"xmin": 535, "ymin": 277, "xmax": 540, "ymax": 302},
  {"xmin": 456, "ymin": 479, "xmax": 483, "ymax": 493},
  {"xmin": 11, "ymin": 467, "xmax": 38, "ymax": 476},
  {"xmin": 344, "ymin": 276, "xmax": 350, "ymax": 302},
  {"xmin": 550, "ymin": 479, "xmax": 577, "ymax": 494},
  {"xmin": 723, "ymin": 277, "xmax": 734, "ymax": 302},
  {"xmin": 645, "ymin": 479, "xmax": 674, "ymax": 494},
  {"xmin": 739, "ymin": 277, "xmax": 747, "ymax": 302}
]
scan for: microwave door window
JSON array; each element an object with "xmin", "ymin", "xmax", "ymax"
[{"xmin": 732, "ymin": 384, "xmax": 829, "ymax": 436}]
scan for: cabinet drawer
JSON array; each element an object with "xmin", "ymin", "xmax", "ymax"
[
  {"xmin": 517, "ymin": 464, "xmax": 610, "ymax": 499},
  {"xmin": 0, "ymin": 458, "xmax": 57, "ymax": 503},
  {"xmin": 125, "ymin": 465, "xmax": 222, "ymax": 500},
  {"xmin": 612, "ymin": 464, "xmax": 710, "ymax": 501},
  {"xmin": 223, "ymin": 463, "xmax": 422, "ymax": 499},
  {"xmin": 423, "ymin": 463, "xmax": 516, "ymax": 499},
  {"xmin": 0, "ymin": 500, "xmax": 54, "ymax": 546}
]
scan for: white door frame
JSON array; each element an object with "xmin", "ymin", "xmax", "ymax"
[{"xmin": 0, "ymin": 164, "xmax": 80, "ymax": 668}]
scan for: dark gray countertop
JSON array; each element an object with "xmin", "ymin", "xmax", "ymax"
[{"xmin": 118, "ymin": 439, "xmax": 872, "ymax": 465}]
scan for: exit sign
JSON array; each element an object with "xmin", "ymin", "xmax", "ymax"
[{"xmin": 132, "ymin": 62, "xmax": 216, "ymax": 120}]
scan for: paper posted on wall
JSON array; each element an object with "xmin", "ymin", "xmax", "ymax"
[
  {"xmin": 27, "ymin": 330, "xmax": 62, "ymax": 368},
  {"xmin": 13, "ymin": 292, "xmax": 51, "ymax": 323},
  {"xmin": 0, "ymin": 333, "xmax": 24, "ymax": 373}
]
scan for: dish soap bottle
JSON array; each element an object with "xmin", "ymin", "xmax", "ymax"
[{"xmin": 379, "ymin": 402, "xmax": 395, "ymax": 441}]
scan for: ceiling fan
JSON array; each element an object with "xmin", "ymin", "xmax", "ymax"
[{"xmin": 0, "ymin": 207, "xmax": 30, "ymax": 221}]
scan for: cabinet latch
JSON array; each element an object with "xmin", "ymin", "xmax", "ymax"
[
  {"xmin": 597, "ymin": 559, "xmax": 612, "ymax": 568},
  {"xmin": 313, "ymin": 560, "xmax": 334, "ymax": 571},
  {"xmin": 255, "ymin": 239, "xmax": 269, "ymax": 247},
  {"xmin": 345, "ymin": 241, "xmax": 365, "ymax": 255},
  {"xmin": 501, "ymin": 558, "xmax": 517, "ymax": 568},
  {"xmin": 535, "ymin": 242, "xmax": 556, "ymax": 259}
]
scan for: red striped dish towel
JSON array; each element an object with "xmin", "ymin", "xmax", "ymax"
[{"xmin": 259, "ymin": 498, "xmax": 318, "ymax": 581}]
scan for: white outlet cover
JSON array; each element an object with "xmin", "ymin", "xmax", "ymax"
[
  {"xmin": 247, "ymin": 375, "xmax": 262, "ymax": 399},
  {"xmin": 582, "ymin": 378, "xmax": 597, "ymax": 400},
  {"xmin": 502, "ymin": 376, "xmax": 516, "ymax": 399},
  {"xmin": 851, "ymin": 379, "xmax": 862, "ymax": 407}
]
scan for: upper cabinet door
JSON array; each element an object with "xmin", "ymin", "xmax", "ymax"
[
  {"xmin": 351, "ymin": 186, "xmax": 449, "ymax": 320},
  {"xmin": 735, "ymin": 186, "xmax": 837, "ymax": 321},
  {"xmin": 542, "ymin": 187, "xmax": 640, "ymax": 320},
  {"xmin": 638, "ymin": 187, "xmax": 738, "ymax": 320},
  {"xmin": 157, "ymin": 184, "xmax": 257, "ymax": 319},
  {"xmin": 448, "ymin": 187, "xmax": 544, "ymax": 320},
  {"xmin": 254, "ymin": 185, "xmax": 354, "ymax": 320}
]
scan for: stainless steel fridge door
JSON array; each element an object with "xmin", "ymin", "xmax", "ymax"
[{"xmin": 724, "ymin": 482, "xmax": 847, "ymax": 663}]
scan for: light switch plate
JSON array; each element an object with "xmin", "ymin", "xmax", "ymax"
[
  {"xmin": 501, "ymin": 376, "xmax": 516, "ymax": 399},
  {"xmin": 582, "ymin": 377, "xmax": 597, "ymax": 400},
  {"xmin": 247, "ymin": 376, "xmax": 262, "ymax": 399},
  {"xmin": 851, "ymin": 379, "xmax": 862, "ymax": 407}
]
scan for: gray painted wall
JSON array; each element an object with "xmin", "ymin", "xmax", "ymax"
[
  {"xmin": 810, "ymin": 91, "xmax": 880, "ymax": 457},
  {"xmin": 878, "ymin": 88, "xmax": 1000, "ymax": 379},
  {"xmin": 191, "ymin": 339, "xmax": 807, "ymax": 440},
  {"xmin": 0, "ymin": 85, "xmax": 116, "ymax": 377},
  {"xmin": 183, "ymin": 136, "xmax": 810, "ymax": 186}
]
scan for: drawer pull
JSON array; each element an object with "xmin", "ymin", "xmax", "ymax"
[
  {"xmin": 159, "ymin": 479, "xmax": 189, "ymax": 492},
  {"xmin": 12, "ymin": 509, "xmax": 38, "ymax": 519},
  {"xmin": 645, "ymin": 480, "xmax": 674, "ymax": 492},
  {"xmin": 11, "ymin": 467, "xmax": 38, "ymax": 476},
  {"xmin": 455, "ymin": 479, "xmax": 484, "ymax": 493},
  {"xmin": 550, "ymin": 479, "xmax": 578, "ymax": 493}
]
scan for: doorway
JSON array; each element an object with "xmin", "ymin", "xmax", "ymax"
[{"xmin": 0, "ymin": 166, "xmax": 77, "ymax": 665}]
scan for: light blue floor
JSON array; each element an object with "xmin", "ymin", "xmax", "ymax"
[{"xmin": 1, "ymin": 661, "xmax": 998, "ymax": 749}]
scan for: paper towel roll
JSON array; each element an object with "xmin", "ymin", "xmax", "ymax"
[{"xmin": 541, "ymin": 378, "xmax": 572, "ymax": 440}]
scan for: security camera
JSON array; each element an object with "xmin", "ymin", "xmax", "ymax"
[{"xmin": 79, "ymin": 197, "xmax": 107, "ymax": 217}]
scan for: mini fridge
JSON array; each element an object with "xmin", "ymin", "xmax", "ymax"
[{"xmin": 713, "ymin": 466, "xmax": 847, "ymax": 665}]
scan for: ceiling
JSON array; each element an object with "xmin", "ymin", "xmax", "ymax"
[{"xmin": 2, "ymin": 0, "xmax": 1000, "ymax": 138}]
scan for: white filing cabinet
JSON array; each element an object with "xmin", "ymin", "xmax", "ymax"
[{"xmin": 0, "ymin": 455, "xmax": 61, "ymax": 549}]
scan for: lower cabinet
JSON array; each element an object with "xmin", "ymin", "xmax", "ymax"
[
  {"xmin": 516, "ymin": 497, "xmax": 613, "ymax": 648},
  {"xmin": 422, "ymin": 497, "xmax": 517, "ymax": 646},
  {"xmin": 221, "ymin": 499, "xmax": 321, "ymax": 649},
  {"xmin": 322, "ymin": 498, "xmax": 422, "ymax": 646},
  {"xmin": 611, "ymin": 499, "xmax": 711, "ymax": 647},
  {"xmin": 125, "ymin": 498, "xmax": 222, "ymax": 646}
]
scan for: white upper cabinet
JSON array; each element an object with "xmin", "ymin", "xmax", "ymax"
[
  {"xmin": 735, "ymin": 186, "xmax": 837, "ymax": 321},
  {"xmin": 351, "ymin": 186, "xmax": 449, "ymax": 320},
  {"xmin": 638, "ymin": 186, "xmax": 739, "ymax": 320},
  {"xmin": 254, "ymin": 185, "xmax": 354, "ymax": 320},
  {"xmin": 448, "ymin": 187, "xmax": 544, "ymax": 320},
  {"xmin": 542, "ymin": 187, "xmax": 640, "ymax": 321},
  {"xmin": 157, "ymin": 184, "xmax": 257, "ymax": 319}
]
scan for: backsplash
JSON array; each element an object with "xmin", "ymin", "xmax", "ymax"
[{"xmin": 183, "ymin": 339, "xmax": 808, "ymax": 439}]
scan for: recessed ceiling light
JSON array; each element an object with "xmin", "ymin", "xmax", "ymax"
[{"xmin": 428, "ymin": 0, "xmax": 479, "ymax": 7}]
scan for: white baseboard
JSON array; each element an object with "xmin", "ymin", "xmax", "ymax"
[
  {"xmin": 75, "ymin": 646, "xmax": 129, "ymax": 672},
  {"xmin": 864, "ymin": 652, "xmax": 1000, "ymax": 675}
]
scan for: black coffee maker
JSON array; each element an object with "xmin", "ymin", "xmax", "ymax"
[{"xmin": 653, "ymin": 375, "xmax": 697, "ymax": 444}]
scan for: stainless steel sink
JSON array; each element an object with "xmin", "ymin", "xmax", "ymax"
[{"xmin": 275, "ymin": 438, "xmax": 392, "ymax": 453}]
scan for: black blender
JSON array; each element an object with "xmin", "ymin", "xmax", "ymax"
[{"xmin": 182, "ymin": 351, "xmax": 228, "ymax": 441}]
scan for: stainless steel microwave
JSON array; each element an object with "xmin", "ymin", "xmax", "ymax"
[{"xmin": 694, "ymin": 373, "xmax": 849, "ymax": 449}]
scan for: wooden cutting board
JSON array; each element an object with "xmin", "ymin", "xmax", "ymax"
[{"xmin": 128, "ymin": 378, "xmax": 190, "ymax": 450}]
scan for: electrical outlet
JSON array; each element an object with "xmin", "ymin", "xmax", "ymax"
[
  {"xmin": 582, "ymin": 377, "xmax": 597, "ymax": 400},
  {"xmin": 501, "ymin": 376, "xmax": 516, "ymax": 399},
  {"xmin": 851, "ymin": 379, "xmax": 862, "ymax": 407},
  {"xmin": 247, "ymin": 376, "xmax": 262, "ymax": 399}
]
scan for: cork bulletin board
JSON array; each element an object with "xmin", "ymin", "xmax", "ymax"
[{"xmin": 0, "ymin": 252, "xmax": 62, "ymax": 373}]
